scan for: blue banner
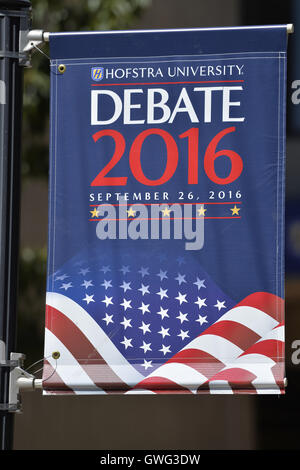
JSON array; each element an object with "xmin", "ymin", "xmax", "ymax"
[{"xmin": 43, "ymin": 26, "xmax": 287, "ymax": 395}]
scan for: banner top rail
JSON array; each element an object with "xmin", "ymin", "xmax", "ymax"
[
  {"xmin": 47, "ymin": 25, "xmax": 292, "ymax": 60},
  {"xmin": 47, "ymin": 24, "xmax": 293, "ymax": 37}
]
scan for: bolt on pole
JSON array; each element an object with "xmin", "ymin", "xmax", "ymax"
[{"xmin": 0, "ymin": 0, "xmax": 31, "ymax": 450}]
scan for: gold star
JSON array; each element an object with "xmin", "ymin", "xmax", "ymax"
[
  {"xmin": 90, "ymin": 208, "xmax": 99, "ymax": 218},
  {"xmin": 161, "ymin": 207, "xmax": 171, "ymax": 217},
  {"xmin": 230, "ymin": 205, "xmax": 241, "ymax": 216},
  {"xmin": 127, "ymin": 207, "xmax": 136, "ymax": 217},
  {"xmin": 197, "ymin": 206, "xmax": 206, "ymax": 217}
]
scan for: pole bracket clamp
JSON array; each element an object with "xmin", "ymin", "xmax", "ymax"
[
  {"xmin": 19, "ymin": 29, "xmax": 47, "ymax": 66},
  {"xmin": 0, "ymin": 353, "xmax": 41, "ymax": 413}
]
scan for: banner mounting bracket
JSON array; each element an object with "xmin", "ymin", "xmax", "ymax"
[
  {"xmin": 19, "ymin": 29, "xmax": 50, "ymax": 66},
  {"xmin": 0, "ymin": 353, "xmax": 42, "ymax": 413}
]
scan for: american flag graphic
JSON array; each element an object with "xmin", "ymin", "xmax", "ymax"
[{"xmin": 43, "ymin": 245, "xmax": 284, "ymax": 395}]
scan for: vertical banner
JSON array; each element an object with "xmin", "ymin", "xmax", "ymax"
[{"xmin": 43, "ymin": 26, "xmax": 287, "ymax": 395}]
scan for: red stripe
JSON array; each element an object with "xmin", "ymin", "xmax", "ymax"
[
  {"xmin": 136, "ymin": 376, "xmax": 193, "ymax": 394},
  {"xmin": 209, "ymin": 367, "xmax": 257, "ymax": 388},
  {"xmin": 271, "ymin": 362, "xmax": 285, "ymax": 394},
  {"xmin": 240, "ymin": 339, "xmax": 284, "ymax": 361},
  {"xmin": 46, "ymin": 305, "xmax": 129, "ymax": 391},
  {"xmin": 201, "ymin": 320, "xmax": 260, "ymax": 351},
  {"xmin": 236, "ymin": 292, "xmax": 284, "ymax": 322},
  {"xmin": 42, "ymin": 360, "xmax": 74, "ymax": 393},
  {"xmin": 167, "ymin": 348, "xmax": 224, "ymax": 378},
  {"xmin": 232, "ymin": 389, "xmax": 258, "ymax": 394}
]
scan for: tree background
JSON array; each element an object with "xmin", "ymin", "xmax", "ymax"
[{"xmin": 18, "ymin": 0, "xmax": 151, "ymax": 368}]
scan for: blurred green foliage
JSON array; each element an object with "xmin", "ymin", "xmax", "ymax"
[
  {"xmin": 18, "ymin": 0, "xmax": 151, "ymax": 367},
  {"xmin": 22, "ymin": 0, "xmax": 151, "ymax": 179}
]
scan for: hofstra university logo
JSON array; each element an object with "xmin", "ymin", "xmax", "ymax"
[{"xmin": 91, "ymin": 67, "xmax": 104, "ymax": 81}]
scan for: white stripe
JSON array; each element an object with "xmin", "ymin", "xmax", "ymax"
[
  {"xmin": 252, "ymin": 365, "xmax": 280, "ymax": 394},
  {"xmin": 219, "ymin": 354, "xmax": 280, "ymax": 393},
  {"xmin": 216, "ymin": 306, "xmax": 278, "ymax": 336},
  {"xmin": 182, "ymin": 334, "xmax": 243, "ymax": 363},
  {"xmin": 44, "ymin": 329, "xmax": 106, "ymax": 394},
  {"xmin": 256, "ymin": 325, "xmax": 284, "ymax": 343},
  {"xmin": 209, "ymin": 380, "xmax": 233, "ymax": 394},
  {"xmin": 233, "ymin": 353, "xmax": 275, "ymax": 366},
  {"xmin": 144, "ymin": 362, "xmax": 207, "ymax": 393},
  {"xmin": 46, "ymin": 292, "xmax": 143, "ymax": 386},
  {"xmin": 222, "ymin": 355, "xmax": 275, "ymax": 370},
  {"xmin": 42, "ymin": 390, "xmax": 108, "ymax": 396},
  {"xmin": 125, "ymin": 389, "xmax": 157, "ymax": 395},
  {"xmin": 255, "ymin": 388, "xmax": 281, "ymax": 395}
]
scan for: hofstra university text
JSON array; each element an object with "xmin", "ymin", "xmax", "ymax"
[{"xmin": 99, "ymin": 64, "xmax": 244, "ymax": 80}]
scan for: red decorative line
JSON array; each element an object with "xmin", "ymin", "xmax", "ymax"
[
  {"xmin": 89, "ymin": 216, "xmax": 241, "ymax": 221},
  {"xmin": 91, "ymin": 80, "xmax": 245, "ymax": 87},
  {"xmin": 89, "ymin": 201, "xmax": 242, "ymax": 207}
]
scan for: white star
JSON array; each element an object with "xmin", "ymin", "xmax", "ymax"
[
  {"xmin": 120, "ymin": 265, "xmax": 130, "ymax": 275},
  {"xmin": 60, "ymin": 282, "xmax": 73, "ymax": 291},
  {"xmin": 100, "ymin": 265, "xmax": 111, "ymax": 274},
  {"xmin": 120, "ymin": 281, "xmax": 131, "ymax": 292},
  {"xmin": 102, "ymin": 295, "xmax": 113, "ymax": 307},
  {"xmin": 178, "ymin": 329, "xmax": 190, "ymax": 341},
  {"xmin": 194, "ymin": 297, "xmax": 207, "ymax": 309},
  {"xmin": 120, "ymin": 336, "xmax": 133, "ymax": 349},
  {"xmin": 120, "ymin": 317, "xmax": 132, "ymax": 330},
  {"xmin": 81, "ymin": 279, "xmax": 94, "ymax": 289},
  {"xmin": 138, "ymin": 284, "xmax": 150, "ymax": 296},
  {"xmin": 140, "ymin": 341, "xmax": 152, "ymax": 353},
  {"xmin": 138, "ymin": 302, "xmax": 150, "ymax": 315},
  {"xmin": 156, "ymin": 288, "xmax": 168, "ymax": 300},
  {"xmin": 175, "ymin": 273, "xmax": 186, "ymax": 285},
  {"xmin": 176, "ymin": 256, "xmax": 185, "ymax": 266},
  {"xmin": 156, "ymin": 307, "xmax": 169, "ymax": 319},
  {"xmin": 194, "ymin": 278, "xmax": 206, "ymax": 290},
  {"xmin": 79, "ymin": 268, "xmax": 90, "ymax": 276},
  {"xmin": 139, "ymin": 321, "xmax": 151, "ymax": 335},
  {"xmin": 138, "ymin": 266, "xmax": 149, "ymax": 277},
  {"xmin": 158, "ymin": 326, "xmax": 170, "ymax": 338},
  {"xmin": 176, "ymin": 311, "xmax": 189, "ymax": 324},
  {"xmin": 175, "ymin": 292, "xmax": 187, "ymax": 305},
  {"xmin": 83, "ymin": 294, "xmax": 95, "ymax": 305},
  {"xmin": 101, "ymin": 279, "xmax": 112, "ymax": 290},
  {"xmin": 214, "ymin": 300, "xmax": 226, "ymax": 311},
  {"xmin": 102, "ymin": 313, "xmax": 113, "ymax": 325},
  {"xmin": 120, "ymin": 298, "xmax": 132, "ymax": 311},
  {"xmin": 157, "ymin": 269, "xmax": 168, "ymax": 281},
  {"xmin": 141, "ymin": 359, "xmax": 153, "ymax": 370},
  {"xmin": 196, "ymin": 314, "xmax": 208, "ymax": 326},
  {"xmin": 55, "ymin": 274, "xmax": 69, "ymax": 281},
  {"xmin": 159, "ymin": 344, "xmax": 171, "ymax": 355}
]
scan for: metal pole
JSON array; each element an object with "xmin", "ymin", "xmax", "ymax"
[{"xmin": 0, "ymin": 0, "xmax": 31, "ymax": 450}]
